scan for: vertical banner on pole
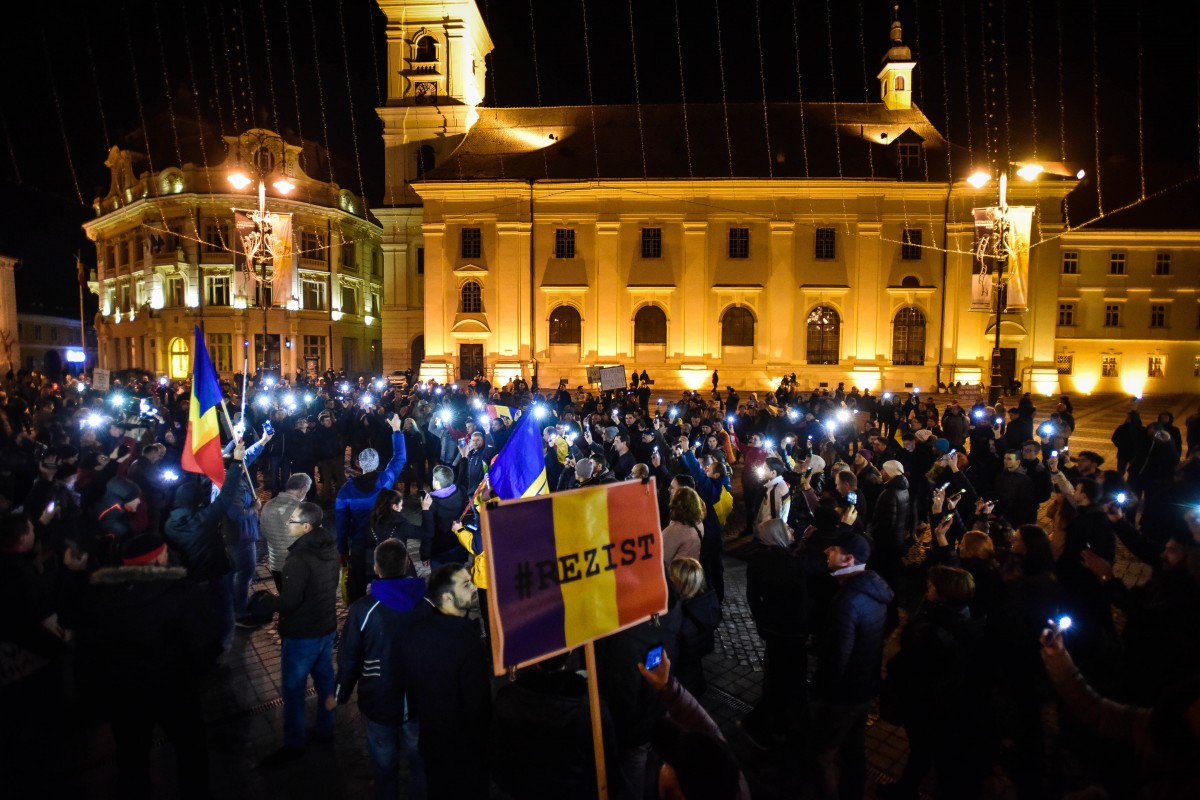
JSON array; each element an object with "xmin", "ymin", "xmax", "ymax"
[
  {"xmin": 268, "ymin": 213, "xmax": 296, "ymax": 307},
  {"xmin": 970, "ymin": 207, "xmax": 999, "ymax": 312},
  {"xmin": 1001, "ymin": 206, "xmax": 1034, "ymax": 311}
]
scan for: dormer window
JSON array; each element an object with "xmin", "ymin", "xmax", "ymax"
[{"xmin": 898, "ymin": 143, "xmax": 922, "ymax": 169}]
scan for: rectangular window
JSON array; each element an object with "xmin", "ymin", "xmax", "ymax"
[
  {"xmin": 341, "ymin": 241, "xmax": 356, "ymax": 269},
  {"xmin": 371, "ymin": 249, "xmax": 382, "ymax": 278},
  {"xmin": 207, "ymin": 333, "xmax": 233, "ymax": 373},
  {"xmin": 205, "ymin": 275, "xmax": 231, "ymax": 306},
  {"xmin": 1062, "ymin": 251, "xmax": 1079, "ymax": 274},
  {"xmin": 33, "ymin": 325, "xmax": 42, "ymax": 341},
  {"xmin": 1056, "ymin": 354, "xmax": 1074, "ymax": 375},
  {"xmin": 1104, "ymin": 303, "xmax": 1121, "ymax": 327},
  {"xmin": 166, "ymin": 276, "xmax": 186, "ymax": 307},
  {"xmin": 300, "ymin": 231, "xmax": 321, "ymax": 260},
  {"xmin": 204, "ymin": 223, "xmax": 224, "ymax": 254},
  {"xmin": 341, "ymin": 286, "xmax": 358, "ymax": 315},
  {"xmin": 1057, "ymin": 303, "xmax": 1075, "ymax": 326},
  {"xmin": 814, "ymin": 227, "xmax": 836, "ymax": 260},
  {"xmin": 641, "ymin": 227, "xmax": 662, "ymax": 259},
  {"xmin": 302, "ymin": 278, "xmax": 327, "ymax": 311},
  {"xmin": 105, "ymin": 246, "xmax": 116, "ymax": 271},
  {"xmin": 119, "ymin": 240, "xmax": 130, "ymax": 266},
  {"xmin": 416, "ymin": 247, "xmax": 425, "ymax": 275},
  {"xmin": 49, "ymin": 327, "xmax": 58, "ymax": 342},
  {"xmin": 303, "ymin": 335, "xmax": 326, "ymax": 372},
  {"xmin": 1109, "ymin": 252, "xmax": 1126, "ymax": 275},
  {"xmin": 898, "ymin": 143, "xmax": 921, "ymax": 169},
  {"xmin": 728, "ymin": 227, "xmax": 750, "ymax": 259},
  {"xmin": 118, "ymin": 282, "xmax": 131, "ymax": 311},
  {"xmin": 1155, "ymin": 252, "xmax": 1171, "ymax": 275},
  {"xmin": 255, "ymin": 282, "xmax": 273, "ymax": 308},
  {"xmin": 460, "ymin": 227, "xmax": 482, "ymax": 259},
  {"xmin": 1102, "ymin": 356, "xmax": 1120, "ymax": 377},
  {"xmin": 555, "ymin": 229, "xmax": 576, "ymax": 259},
  {"xmin": 901, "ymin": 228, "xmax": 923, "ymax": 260},
  {"xmin": 1148, "ymin": 356, "xmax": 1165, "ymax": 378},
  {"xmin": 1150, "ymin": 303, "xmax": 1167, "ymax": 328}
]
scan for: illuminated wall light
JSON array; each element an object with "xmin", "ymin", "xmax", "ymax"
[
  {"xmin": 1121, "ymin": 374, "xmax": 1146, "ymax": 399},
  {"xmin": 679, "ymin": 368, "xmax": 710, "ymax": 392},
  {"xmin": 331, "ymin": 310, "xmax": 343, "ymax": 321},
  {"xmin": 363, "ymin": 315, "xmax": 374, "ymax": 326},
  {"xmin": 233, "ymin": 298, "xmax": 248, "ymax": 310},
  {"xmin": 1029, "ymin": 367, "xmax": 1060, "ymax": 397},
  {"xmin": 285, "ymin": 299, "xmax": 299, "ymax": 311},
  {"xmin": 1072, "ymin": 372, "xmax": 1098, "ymax": 395}
]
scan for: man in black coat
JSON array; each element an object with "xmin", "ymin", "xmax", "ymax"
[
  {"xmin": 162, "ymin": 449, "xmax": 245, "ymax": 651},
  {"xmin": 397, "ymin": 564, "xmax": 491, "ymax": 800},
  {"xmin": 994, "ymin": 449, "xmax": 1039, "ymax": 526},
  {"xmin": 811, "ymin": 531, "xmax": 894, "ymax": 800},
  {"xmin": 82, "ymin": 532, "xmax": 220, "ymax": 800},
  {"xmin": 422, "ymin": 464, "xmax": 469, "ymax": 568},
  {"xmin": 260, "ymin": 501, "xmax": 341, "ymax": 765},
  {"xmin": 868, "ymin": 461, "xmax": 911, "ymax": 629}
]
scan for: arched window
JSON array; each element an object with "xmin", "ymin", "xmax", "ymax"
[
  {"xmin": 895, "ymin": 75, "xmax": 906, "ymax": 92},
  {"xmin": 416, "ymin": 145, "xmax": 435, "ymax": 178},
  {"xmin": 721, "ymin": 306, "xmax": 755, "ymax": 348},
  {"xmin": 549, "ymin": 305, "xmax": 581, "ymax": 345},
  {"xmin": 900, "ymin": 274, "xmax": 921, "ymax": 288},
  {"xmin": 168, "ymin": 337, "xmax": 190, "ymax": 379},
  {"xmin": 414, "ymin": 36, "xmax": 437, "ymax": 62},
  {"xmin": 460, "ymin": 280, "xmax": 482, "ymax": 313},
  {"xmin": 892, "ymin": 306, "xmax": 927, "ymax": 366},
  {"xmin": 410, "ymin": 334, "xmax": 425, "ymax": 376},
  {"xmin": 806, "ymin": 306, "xmax": 840, "ymax": 365},
  {"xmin": 634, "ymin": 305, "xmax": 667, "ymax": 345}
]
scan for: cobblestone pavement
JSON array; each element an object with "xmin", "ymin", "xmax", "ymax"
[{"xmin": 59, "ymin": 392, "xmax": 1195, "ymax": 798}]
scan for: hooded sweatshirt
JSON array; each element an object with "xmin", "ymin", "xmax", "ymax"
[{"xmin": 335, "ymin": 576, "xmax": 427, "ymax": 725}]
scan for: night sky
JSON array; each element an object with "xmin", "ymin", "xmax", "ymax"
[{"xmin": 1, "ymin": 0, "xmax": 1195, "ymax": 315}]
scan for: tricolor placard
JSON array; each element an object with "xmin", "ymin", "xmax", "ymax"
[{"xmin": 483, "ymin": 479, "xmax": 668, "ymax": 673}]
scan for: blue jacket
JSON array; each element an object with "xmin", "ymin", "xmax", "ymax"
[
  {"xmin": 679, "ymin": 451, "xmax": 733, "ymax": 544},
  {"xmin": 222, "ymin": 438, "xmax": 265, "ymax": 544},
  {"xmin": 335, "ymin": 577, "xmax": 427, "ymax": 725},
  {"xmin": 335, "ymin": 430, "xmax": 406, "ymax": 554},
  {"xmin": 813, "ymin": 569, "xmax": 894, "ymax": 704}
]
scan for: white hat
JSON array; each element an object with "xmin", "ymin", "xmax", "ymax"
[{"xmin": 882, "ymin": 459, "xmax": 905, "ymax": 477}]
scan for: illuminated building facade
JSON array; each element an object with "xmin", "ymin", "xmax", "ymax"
[
  {"xmin": 84, "ymin": 125, "xmax": 383, "ymax": 381},
  {"xmin": 378, "ymin": 1, "xmax": 1194, "ymax": 395}
]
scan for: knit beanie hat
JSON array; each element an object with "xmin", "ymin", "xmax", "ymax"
[{"xmin": 358, "ymin": 448, "xmax": 380, "ymax": 473}]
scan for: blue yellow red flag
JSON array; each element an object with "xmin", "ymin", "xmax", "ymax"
[
  {"xmin": 181, "ymin": 325, "xmax": 225, "ymax": 485},
  {"xmin": 487, "ymin": 406, "xmax": 549, "ymax": 500}
]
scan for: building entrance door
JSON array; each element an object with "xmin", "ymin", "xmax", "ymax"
[
  {"xmin": 459, "ymin": 344, "xmax": 483, "ymax": 381},
  {"xmin": 992, "ymin": 347, "xmax": 1017, "ymax": 391}
]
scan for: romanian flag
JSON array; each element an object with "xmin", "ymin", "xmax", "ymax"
[
  {"xmin": 487, "ymin": 407, "xmax": 548, "ymax": 499},
  {"xmin": 181, "ymin": 326, "xmax": 225, "ymax": 485},
  {"xmin": 485, "ymin": 403, "xmax": 514, "ymax": 424},
  {"xmin": 483, "ymin": 480, "xmax": 668, "ymax": 672}
]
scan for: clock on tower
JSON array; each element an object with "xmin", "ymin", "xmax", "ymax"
[{"xmin": 414, "ymin": 81, "xmax": 437, "ymax": 104}]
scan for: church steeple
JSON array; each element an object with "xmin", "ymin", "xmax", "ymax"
[{"xmin": 877, "ymin": 4, "xmax": 915, "ymax": 111}]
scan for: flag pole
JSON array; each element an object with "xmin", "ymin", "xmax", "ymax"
[
  {"xmin": 584, "ymin": 641, "xmax": 609, "ymax": 800},
  {"xmin": 218, "ymin": 394, "xmax": 255, "ymax": 488}
]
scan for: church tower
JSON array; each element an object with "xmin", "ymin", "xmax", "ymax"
[
  {"xmin": 375, "ymin": 0, "xmax": 493, "ymax": 380},
  {"xmin": 877, "ymin": 5, "xmax": 915, "ymax": 111},
  {"xmin": 376, "ymin": 0, "xmax": 493, "ymax": 205}
]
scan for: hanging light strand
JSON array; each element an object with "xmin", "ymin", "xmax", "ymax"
[
  {"xmin": 789, "ymin": 0, "xmax": 810, "ymax": 178},
  {"xmin": 579, "ymin": 0, "xmax": 601, "ymax": 179},
  {"xmin": 40, "ymin": 29, "xmax": 83, "ymax": 204},
  {"xmin": 712, "ymin": 0, "xmax": 734, "ymax": 177},
  {"xmin": 626, "ymin": 0, "xmax": 647, "ymax": 179}
]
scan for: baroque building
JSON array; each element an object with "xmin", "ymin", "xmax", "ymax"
[
  {"xmin": 84, "ymin": 124, "xmax": 383, "ymax": 381},
  {"xmin": 375, "ymin": 1, "xmax": 1195, "ymax": 395}
]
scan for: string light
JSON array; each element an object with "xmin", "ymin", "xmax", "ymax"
[
  {"xmin": 305, "ymin": 0, "xmax": 336, "ymax": 185},
  {"xmin": 671, "ymin": 0, "xmax": 694, "ymax": 179},
  {"xmin": 753, "ymin": 0, "xmax": 773, "ymax": 178},
  {"xmin": 41, "ymin": 30, "xmax": 83, "ymax": 204},
  {"xmin": 625, "ymin": 0, "xmax": 648, "ymax": 179},
  {"xmin": 1090, "ymin": 0, "xmax": 1104, "ymax": 215},
  {"xmin": 336, "ymin": 0, "xmax": 368, "ymax": 211},
  {"xmin": 789, "ymin": 0, "xmax": 811, "ymax": 178},
  {"xmin": 712, "ymin": 0, "xmax": 734, "ymax": 177},
  {"xmin": 579, "ymin": 0, "xmax": 601, "ymax": 179}
]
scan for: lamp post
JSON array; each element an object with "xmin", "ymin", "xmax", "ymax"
[
  {"xmin": 228, "ymin": 131, "xmax": 294, "ymax": 377},
  {"xmin": 967, "ymin": 163, "xmax": 1044, "ymax": 406}
]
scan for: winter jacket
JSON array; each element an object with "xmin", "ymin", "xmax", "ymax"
[
  {"xmin": 746, "ymin": 544, "xmax": 809, "ymax": 639},
  {"xmin": 868, "ymin": 474, "xmax": 911, "ymax": 555},
  {"xmin": 1043, "ymin": 646, "xmax": 1200, "ymax": 800},
  {"xmin": 679, "ymin": 450, "xmax": 734, "ymax": 542},
  {"xmin": 263, "ymin": 525, "xmax": 340, "ymax": 639},
  {"xmin": 595, "ymin": 603, "xmax": 683, "ymax": 746},
  {"xmin": 335, "ymin": 430, "xmax": 407, "ymax": 554},
  {"xmin": 365, "ymin": 508, "xmax": 430, "ymax": 576},
  {"xmin": 755, "ymin": 474, "xmax": 793, "ymax": 530},
  {"xmin": 312, "ymin": 422, "xmax": 345, "ymax": 461},
  {"xmin": 993, "ymin": 468, "xmax": 1038, "ymax": 526},
  {"xmin": 490, "ymin": 669, "xmax": 623, "ymax": 800},
  {"xmin": 335, "ymin": 576, "xmax": 426, "ymax": 725},
  {"xmin": 661, "ymin": 520, "xmax": 703, "ymax": 566},
  {"xmin": 651, "ymin": 676, "xmax": 752, "ymax": 800},
  {"xmin": 222, "ymin": 439, "xmax": 265, "ymax": 544},
  {"xmin": 163, "ymin": 464, "xmax": 243, "ymax": 582},
  {"xmin": 885, "ymin": 601, "xmax": 980, "ymax": 728},
  {"xmin": 424, "ymin": 484, "xmax": 468, "ymax": 559},
  {"xmin": 80, "ymin": 565, "xmax": 219, "ymax": 707},
  {"xmin": 813, "ymin": 568, "xmax": 894, "ymax": 704},
  {"xmin": 455, "ymin": 524, "xmax": 489, "ymax": 590},
  {"xmin": 259, "ymin": 493, "xmax": 302, "ymax": 574},
  {"xmin": 941, "ymin": 408, "xmax": 971, "ymax": 450},
  {"xmin": 396, "ymin": 602, "xmax": 492, "ymax": 789}
]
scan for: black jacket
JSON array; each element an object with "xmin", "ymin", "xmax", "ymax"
[
  {"xmin": 396, "ymin": 603, "xmax": 492, "ymax": 774},
  {"xmin": 163, "ymin": 465, "xmax": 241, "ymax": 582},
  {"xmin": 425, "ymin": 487, "xmax": 468, "ymax": 558},
  {"xmin": 264, "ymin": 525, "xmax": 340, "ymax": 638},
  {"xmin": 813, "ymin": 569, "xmax": 894, "ymax": 704},
  {"xmin": 490, "ymin": 669, "xmax": 622, "ymax": 800},
  {"xmin": 993, "ymin": 468, "xmax": 1038, "ymax": 526},
  {"xmin": 80, "ymin": 565, "xmax": 219, "ymax": 706},
  {"xmin": 595, "ymin": 602, "xmax": 683, "ymax": 746},
  {"xmin": 335, "ymin": 577, "xmax": 426, "ymax": 724},
  {"xmin": 746, "ymin": 544, "xmax": 808, "ymax": 639},
  {"xmin": 869, "ymin": 474, "xmax": 911, "ymax": 555}
]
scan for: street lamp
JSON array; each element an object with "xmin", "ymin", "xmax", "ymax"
[
  {"xmin": 967, "ymin": 164, "xmax": 1038, "ymax": 406},
  {"xmin": 228, "ymin": 131, "xmax": 294, "ymax": 377}
]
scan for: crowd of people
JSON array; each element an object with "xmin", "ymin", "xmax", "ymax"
[{"xmin": 3, "ymin": 365, "xmax": 1200, "ymax": 799}]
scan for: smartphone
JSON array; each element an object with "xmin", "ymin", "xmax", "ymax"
[
  {"xmin": 948, "ymin": 449, "xmax": 956, "ymax": 457},
  {"xmin": 939, "ymin": 482, "xmax": 951, "ymax": 491},
  {"xmin": 458, "ymin": 438, "xmax": 467, "ymax": 447},
  {"xmin": 464, "ymin": 520, "xmax": 480, "ymax": 533},
  {"xmin": 994, "ymin": 417, "xmax": 1004, "ymax": 426},
  {"xmin": 643, "ymin": 644, "xmax": 664, "ymax": 670},
  {"xmin": 1053, "ymin": 615, "xmax": 1073, "ymax": 632},
  {"xmin": 262, "ymin": 420, "xmax": 274, "ymax": 436},
  {"xmin": 846, "ymin": 491, "xmax": 858, "ymax": 505},
  {"xmin": 44, "ymin": 499, "xmax": 57, "ymax": 515},
  {"xmin": 653, "ymin": 445, "xmax": 659, "ymax": 454}
]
